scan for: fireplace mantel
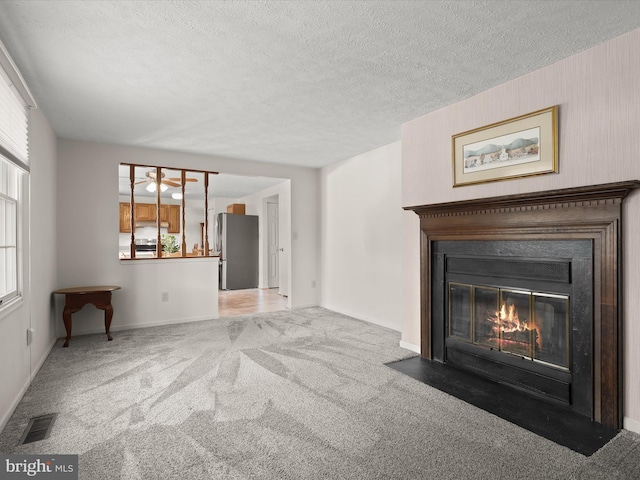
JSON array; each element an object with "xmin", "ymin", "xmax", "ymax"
[{"xmin": 404, "ymin": 181, "xmax": 640, "ymax": 429}]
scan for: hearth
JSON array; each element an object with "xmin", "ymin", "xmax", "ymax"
[{"xmin": 405, "ymin": 181, "xmax": 640, "ymax": 430}]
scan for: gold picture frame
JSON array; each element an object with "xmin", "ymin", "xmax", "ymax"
[{"xmin": 452, "ymin": 106, "xmax": 558, "ymax": 187}]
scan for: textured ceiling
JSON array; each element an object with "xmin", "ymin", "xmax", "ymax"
[{"xmin": 1, "ymin": 0, "xmax": 640, "ymax": 169}]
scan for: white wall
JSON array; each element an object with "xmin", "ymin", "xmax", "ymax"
[
  {"xmin": 0, "ymin": 108, "xmax": 58, "ymax": 431},
  {"xmin": 64, "ymin": 258, "xmax": 219, "ymax": 336},
  {"xmin": 211, "ymin": 197, "xmax": 237, "ymax": 217},
  {"xmin": 401, "ymin": 29, "xmax": 640, "ymax": 430},
  {"xmin": 0, "ymin": 164, "xmax": 31, "ymax": 434},
  {"xmin": 183, "ymin": 202, "xmax": 204, "ymax": 252},
  {"xmin": 55, "ymin": 139, "xmax": 320, "ymax": 337},
  {"xmin": 320, "ymin": 142, "xmax": 404, "ymax": 333}
]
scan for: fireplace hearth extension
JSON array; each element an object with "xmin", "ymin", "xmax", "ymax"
[{"xmin": 403, "ymin": 181, "xmax": 640, "ymax": 431}]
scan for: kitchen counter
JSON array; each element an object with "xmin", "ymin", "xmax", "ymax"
[{"xmin": 119, "ymin": 249, "xmax": 221, "ymax": 260}]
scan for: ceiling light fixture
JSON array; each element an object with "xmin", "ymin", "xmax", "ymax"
[
  {"xmin": 146, "ymin": 183, "xmax": 168, "ymax": 193},
  {"xmin": 172, "ymin": 192, "xmax": 182, "ymax": 200}
]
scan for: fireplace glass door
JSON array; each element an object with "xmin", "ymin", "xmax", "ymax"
[{"xmin": 448, "ymin": 283, "xmax": 569, "ymax": 370}]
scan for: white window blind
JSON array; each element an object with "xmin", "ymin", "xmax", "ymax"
[
  {"xmin": 0, "ymin": 39, "xmax": 35, "ymax": 172},
  {"xmin": 0, "ymin": 66, "xmax": 29, "ymax": 171}
]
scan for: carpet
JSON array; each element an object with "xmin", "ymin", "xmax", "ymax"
[{"xmin": 1, "ymin": 307, "xmax": 639, "ymax": 479}]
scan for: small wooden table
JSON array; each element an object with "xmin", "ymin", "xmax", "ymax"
[{"xmin": 53, "ymin": 286, "xmax": 121, "ymax": 347}]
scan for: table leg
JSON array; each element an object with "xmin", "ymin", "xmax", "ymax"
[
  {"xmin": 104, "ymin": 304, "xmax": 114, "ymax": 341},
  {"xmin": 62, "ymin": 306, "xmax": 72, "ymax": 348}
]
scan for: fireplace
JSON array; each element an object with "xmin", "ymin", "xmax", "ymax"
[
  {"xmin": 405, "ymin": 181, "xmax": 640, "ymax": 430},
  {"xmin": 433, "ymin": 239, "xmax": 592, "ymax": 416}
]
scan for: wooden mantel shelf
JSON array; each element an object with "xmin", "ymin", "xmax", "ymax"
[{"xmin": 404, "ymin": 181, "xmax": 640, "ymax": 217}]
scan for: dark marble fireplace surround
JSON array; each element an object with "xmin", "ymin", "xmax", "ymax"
[{"xmin": 404, "ymin": 181, "xmax": 640, "ymax": 433}]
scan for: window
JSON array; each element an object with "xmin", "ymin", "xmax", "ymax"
[
  {"xmin": 0, "ymin": 158, "xmax": 19, "ymax": 305},
  {"xmin": 0, "ymin": 39, "xmax": 34, "ymax": 308}
]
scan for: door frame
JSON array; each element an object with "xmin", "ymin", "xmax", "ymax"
[{"xmin": 267, "ymin": 200, "xmax": 279, "ymax": 288}]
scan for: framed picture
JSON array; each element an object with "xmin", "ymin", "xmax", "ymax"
[{"xmin": 452, "ymin": 106, "xmax": 558, "ymax": 187}]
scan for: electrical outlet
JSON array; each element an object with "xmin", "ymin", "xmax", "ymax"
[{"xmin": 161, "ymin": 292, "xmax": 169, "ymax": 302}]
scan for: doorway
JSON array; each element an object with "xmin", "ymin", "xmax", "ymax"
[{"xmin": 218, "ymin": 288, "xmax": 288, "ymax": 317}]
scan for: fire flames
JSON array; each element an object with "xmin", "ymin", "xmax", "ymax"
[
  {"xmin": 493, "ymin": 303, "xmax": 528, "ymax": 333},
  {"xmin": 488, "ymin": 303, "xmax": 539, "ymax": 353}
]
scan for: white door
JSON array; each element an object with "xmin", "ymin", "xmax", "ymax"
[{"xmin": 267, "ymin": 202, "xmax": 279, "ymax": 288}]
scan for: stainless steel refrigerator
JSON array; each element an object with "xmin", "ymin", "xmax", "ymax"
[{"xmin": 215, "ymin": 213, "xmax": 259, "ymax": 290}]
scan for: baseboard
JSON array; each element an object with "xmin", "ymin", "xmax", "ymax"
[
  {"xmin": 290, "ymin": 303, "xmax": 320, "ymax": 310},
  {"xmin": 399, "ymin": 340, "xmax": 420, "ymax": 354},
  {"xmin": 318, "ymin": 304, "xmax": 401, "ymax": 333},
  {"xmin": 0, "ymin": 336, "xmax": 57, "ymax": 433},
  {"xmin": 0, "ymin": 380, "xmax": 29, "ymax": 434},
  {"xmin": 66, "ymin": 315, "xmax": 217, "ymax": 337},
  {"xmin": 31, "ymin": 336, "xmax": 57, "ymax": 382},
  {"xmin": 624, "ymin": 416, "xmax": 640, "ymax": 434}
]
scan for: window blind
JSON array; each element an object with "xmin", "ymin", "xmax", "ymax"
[
  {"xmin": 0, "ymin": 67, "xmax": 29, "ymax": 171},
  {"xmin": 0, "ymin": 39, "xmax": 35, "ymax": 172}
]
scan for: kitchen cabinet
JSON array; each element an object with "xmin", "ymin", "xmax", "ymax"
[
  {"xmin": 166, "ymin": 205, "xmax": 180, "ymax": 233},
  {"xmin": 119, "ymin": 202, "xmax": 132, "ymax": 233},
  {"xmin": 137, "ymin": 203, "xmax": 157, "ymax": 222},
  {"xmin": 227, "ymin": 203, "xmax": 246, "ymax": 214},
  {"xmin": 119, "ymin": 202, "xmax": 181, "ymax": 233}
]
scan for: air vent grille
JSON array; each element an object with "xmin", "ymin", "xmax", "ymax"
[{"xmin": 19, "ymin": 414, "xmax": 57, "ymax": 445}]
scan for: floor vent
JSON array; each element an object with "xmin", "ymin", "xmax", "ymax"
[{"xmin": 19, "ymin": 414, "xmax": 57, "ymax": 445}]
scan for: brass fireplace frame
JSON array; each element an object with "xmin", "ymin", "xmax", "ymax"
[{"xmin": 447, "ymin": 283, "xmax": 571, "ymax": 370}]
